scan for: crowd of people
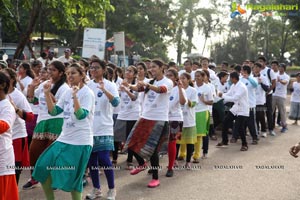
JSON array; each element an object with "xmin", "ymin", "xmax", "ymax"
[{"xmin": 0, "ymin": 49, "xmax": 300, "ymax": 200}]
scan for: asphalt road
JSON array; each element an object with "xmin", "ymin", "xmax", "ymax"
[{"xmin": 18, "ymin": 100, "xmax": 300, "ymax": 200}]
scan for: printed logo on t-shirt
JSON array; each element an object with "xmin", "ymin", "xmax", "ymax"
[
  {"xmin": 148, "ymin": 92, "xmax": 156, "ymax": 102},
  {"xmin": 170, "ymin": 96, "xmax": 174, "ymax": 101},
  {"xmin": 97, "ymin": 91, "xmax": 103, "ymax": 97},
  {"xmin": 198, "ymin": 92, "xmax": 202, "ymax": 97},
  {"xmin": 123, "ymin": 95, "xmax": 130, "ymax": 105}
]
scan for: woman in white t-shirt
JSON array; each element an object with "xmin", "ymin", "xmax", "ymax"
[
  {"xmin": 193, "ymin": 70, "xmax": 213, "ymax": 163},
  {"xmin": 136, "ymin": 62, "xmax": 150, "ymax": 114},
  {"xmin": 16, "ymin": 62, "xmax": 35, "ymax": 95},
  {"xmin": 289, "ymin": 73, "xmax": 300, "ymax": 125},
  {"xmin": 176, "ymin": 72, "xmax": 197, "ymax": 169},
  {"xmin": 3, "ymin": 68, "xmax": 34, "ymax": 184},
  {"xmin": 23, "ymin": 61, "xmax": 69, "ymax": 190},
  {"xmin": 113, "ymin": 66, "xmax": 140, "ymax": 169},
  {"xmin": 203, "ymin": 69, "xmax": 216, "ymax": 158},
  {"xmin": 165, "ymin": 69, "xmax": 186, "ymax": 177},
  {"xmin": 124, "ymin": 59, "xmax": 173, "ymax": 188},
  {"xmin": 26, "ymin": 66, "xmax": 49, "ymax": 148},
  {"xmin": 0, "ymin": 72, "xmax": 18, "ymax": 200},
  {"xmin": 86, "ymin": 59, "xmax": 119, "ymax": 200},
  {"xmin": 32, "ymin": 63, "xmax": 94, "ymax": 200}
]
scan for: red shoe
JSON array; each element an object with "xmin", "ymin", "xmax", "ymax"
[
  {"xmin": 130, "ymin": 163, "xmax": 147, "ymax": 175},
  {"xmin": 148, "ymin": 179, "xmax": 160, "ymax": 188}
]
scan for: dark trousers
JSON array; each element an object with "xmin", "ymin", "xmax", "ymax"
[
  {"xmin": 202, "ymin": 135, "xmax": 209, "ymax": 154},
  {"xmin": 245, "ymin": 109, "xmax": 258, "ymax": 140},
  {"xmin": 256, "ymin": 105, "xmax": 267, "ymax": 132},
  {"xmin": 222, "ymin": 112, "xmax": 248, "ymax": 146},
  {"xmin": 266, "ymin": 94, "xmax": 274, "ymax": 131}
]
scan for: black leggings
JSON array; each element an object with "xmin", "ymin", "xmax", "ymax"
[
  {"xmin": 133, "ymin": 151, "xmax": 159, "ymax": 180},
  {"xmin": 175, "ymin": 144, "xmax": 194, "ymax": 162}
]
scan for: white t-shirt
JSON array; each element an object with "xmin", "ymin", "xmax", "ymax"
[
  {"xmin": 240, "ymin": 76, "xmax": 258, "ymax": 108},
  {"xmin": 113, "ymin": 77, "xmax": 123, "ymax": 115},
  {"xmin": 57, "ymin": 56, "xmax": 73, "ymax": 63},
  {"xmin": 260, "ymin": 67, "xmax": 277, "ymax": 94},
  {"xmin": 217, "ymin": 79, "xmax": 231, "ymax": 96},
  {"xmin": 291, "ymin": 82, "xmax": 300, "ymax": 103},
  {"xmin": 117, "ymin": 89, "xmax": 140, "ymax": 121},
  {"xmin": 7, "ymin": 89, "xmax": 32, "ymax": 140},
  {"xmin": 142, "ymin": 76, "xmax": 173, "ymax": 121},
  {"xmin": 255, "ymin": 75, "xmax": 268, "ymax": 105},
  {"xmin": 182, "ymin": 86, "xmax": 197, "ymax": 127},
  {"xmin": 24, "ymin": 83, "xmax": 39, "ymax": 114},
  {"xmin": 194, "ymin": 83, "xmax": 213, "ymax": 113},
  {"xmin": 207, "ymin": 82, "xmax": 216, "ymax": 113},
  {"xmin": 138, "ymin": 78, "xmax": 150, "ymax": 115},
  {"xmin": 168, "ymin": 86, "xmax": 187, "ymax": 121},
  {"xmin": 273, "ymin": 72, "xmax": 290, "ymax": 99},
  {"xmin": 87, "ymin": 79, "xmax": 119, "ymax": 136},
  {"xmin": 0, "ymin": 99, "xmax": 16, "ymax": 176},
  {"xmin": 35, "ymin": 81, "xmax": 70, "ymax": 123},
  {"xmin": 178, "ymin": 70, "xmax": 191, "ymax": 76},
  {"xmin": 37, "ymin": 57, "xmax": 46, "ymax": 68},
  {"xmin": 17, "ymin": 76, "xmax": 33, "ymax": 96},
  {"xmin": 56, "ymin": 85, "xmax": 95, "ymax": 146}
]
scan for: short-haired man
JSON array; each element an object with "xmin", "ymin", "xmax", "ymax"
[
  {"xmin": 253, "ymin": 62, "xmax": 269, "ymax": 137},
  {"xmin": 257, "ymin": 56, "xmax": 277, "ymax": 136},
  {"xmin": 217, "ymin": 72, "xmax": 249, "ymax": 151},
  {"xmin": 272, "ymin": 63, "xmax": 290, "ymax": 133}
]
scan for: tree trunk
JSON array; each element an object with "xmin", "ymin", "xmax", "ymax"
[
  {"xmin": 71, "ymin": 26, "xmax": 83, "ymax": 55},
  {"xmin": 40, "ymin": 9, "xmax": 44, "ymax": 55},
  {"xmin": 176, "ymin": 26, "xmax": 183, "ymax": 65},
  {"xmin": 14, "ymin": 0, "xmax": 41, "ymax": 59}
]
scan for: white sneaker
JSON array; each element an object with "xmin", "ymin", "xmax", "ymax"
[
  {"xmin": 86, "ymin": 188, "xmax": 102, "ymax": 200},
  {"xmin": 261, "ymin": 132, "xmax": 267, "ymax": 138},
  {"xmin": 269, "ymin": 130, "xmax": 276, "ymax": 136},
  {"xmin": 107, "ymin": 188, "xmax": 116, "ymax": 200}
]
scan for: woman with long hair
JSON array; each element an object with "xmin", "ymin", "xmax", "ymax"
[
  {"xmin": 16, "ymin": 62, "xmax": 35, "ymax": 95},
  {"xmin": 26, "ymin": 66, "xmax": 49, "ymax": 148},
  {"xmin": 192, "ymin": 70, "xmax": 213, "ymax": 163},
  {"xmin": 3, "ymin": 68, "xmax": 34, "ymax": 184},
  {"xmin": 176, "ymin": 72, "xmax": 197, "ymax": 169},
  {"xmin": 0, "ymin": 71, "xmax": 19, "ymax": 200},
  {"xmin": 32, "ymin": 63, "xmax": 95, "ymax": 200},
  {"xmin": 23, "ymin": 60, "xmax": 69, "ymax": 190},
  {"xmin": 86, "ymin": 58, "xmax": 119, "ymax": 200},
  {"xmin": 136, "ymin": 62, "xmax": 150, "ymax": 115},
  {"xmin": 124, "ymin": 59, "xmax": 173, "ymax": 188},
  {"xmin": 113, "ymin": 65, "xmax": 140, "ymax": 169},
  {"xmin": 165, "ymin": 69, "xmax": 186, "ymax": 177}
]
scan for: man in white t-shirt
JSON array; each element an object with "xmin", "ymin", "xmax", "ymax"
[
  {"xmin": 272, "ymin": 63, "xmax": 290, "ymax": 133},
  {"xmin": 57, "ymin": 48, "xmax": 73, "ymax": 64},
  {"xmin": 37, "ymin": 52, "xmax": 47, "ymax": 68},
  {"xmin": 178, "ymin": 60, "xmax": 193, "ymax": 77},
  {"xmin": 200, "ymin": 57, "xmax": 218, "ymax": 86},
  {"xmin": 258, "ymin": 56, "xmax": 277, "ymax": 136},
  {"xmin": 239, "ymin": 65, "xmax": 259, "ymax": 144}
]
